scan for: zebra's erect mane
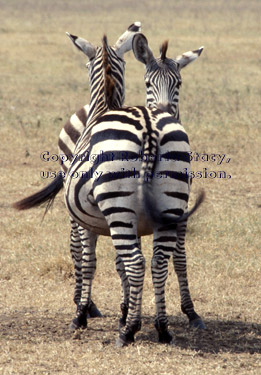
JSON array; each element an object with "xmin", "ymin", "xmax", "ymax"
[
  {"xmin": 102, "ymin": 35, "xmax": 116, "ymax": 110},
  {"xmin": 160, "ymin": 40, "xmax": 169, "ymax": 61}
]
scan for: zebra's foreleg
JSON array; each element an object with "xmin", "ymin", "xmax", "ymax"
[
  {"xmin": 151, "ymin": 234, "xmax": 173, "ymax": 344},
  {"xmin": 69, "ymin": 230, "xmax": 98, "ymax": 331},
  {"xmin": 174, "ymin": 222, "xmax": 206, "ymax": 329}
]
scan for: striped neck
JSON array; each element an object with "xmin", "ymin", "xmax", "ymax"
[{"xmin": 87, "ymin": 43, "xmax": 125, "ymax": 127}]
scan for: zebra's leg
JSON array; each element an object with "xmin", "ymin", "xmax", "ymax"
[
  {"xmin": 174, "ymin": 221, "xmax": 206, "ymax": 329},
  {"xmin": 69, "ymin": 219, "xmax": 102, "ymax": 322},
  {"xmin": 69, "ymin": 219, "xmax": 83, "ymax": 309},
  {"xmin": 115, "ymin": 236, "xmax": 141, "ymax": 329},
  {"xmin": 115, "ymin": 254, "xmax": 130, "ymax": 328},
  {"xmin": 78, "ymin": 226, "xmax": 102, "ymax": 319},
  {"xmin": 69, "ymin": 230, "xmax": 98, "ymax": 331},
  {"xmin": 152, "ymin": 229, "xmax": 174, "ymax": 344},
  {"xmin": 112, "ymin": 232, "xmax": 145, "ymax": 347}
]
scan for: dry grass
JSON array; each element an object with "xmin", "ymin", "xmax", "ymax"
[{"xmin": 0, "ymin": 0, "xmax": 261, "ymax": 374}]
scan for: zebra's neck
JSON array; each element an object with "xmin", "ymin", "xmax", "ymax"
[
  {"xmin": 87, "ymin": 85, "xmax": 108, "ymax": 126},
  {"xmin": 86, "ymin": 47, "xmax": 125, "ymax": 127},
  {"xmin": 86, "ymin": 55, "xmax": 107, "ymax": 126},
  {"xmin": 87, "ymin": 80, "xmax": 125, "ymax": 126}
]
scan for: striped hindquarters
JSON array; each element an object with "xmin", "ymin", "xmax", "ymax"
[{"xmin": 65, "ymin": 106, "xmax": 197, "ymax": 235}]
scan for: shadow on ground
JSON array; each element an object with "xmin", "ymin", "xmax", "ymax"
[
  {"xmin": 0, "ymin": 310, "xmax": 260, "ymax": 354},
  {"xmin": 138, "ymin": 315, "xmax": 261, "ymax": 354}
]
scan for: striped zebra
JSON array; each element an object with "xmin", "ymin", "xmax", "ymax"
[
  {"xmin": 64, "ymin": 33, "xmax": 205, "ymax": 346},
  {"xmin": 13, "ymin": 22, "xmax": 141, "ymax": 321}
]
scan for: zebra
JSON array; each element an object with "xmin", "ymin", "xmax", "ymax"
[
  {"xmin": 64, "ymin": 32, "xmax": 205, "ymax": 346},
  {"xmin": 13, "ymin": 22, "xmax": 142, "ymax": 321}
]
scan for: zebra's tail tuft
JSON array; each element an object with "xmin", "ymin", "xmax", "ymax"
[{"xmin": 12, "ymin": 173, "xmax": 64, "ymax": 212}]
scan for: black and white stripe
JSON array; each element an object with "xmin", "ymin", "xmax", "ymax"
[{"xmin": 65, "ymin": 33, "xmax": 205, "ymax": 346}]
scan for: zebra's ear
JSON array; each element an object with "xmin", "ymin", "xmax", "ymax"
[
  {"xmin": 114, "ymin": 21, "xmax": 142, "ymax": 58},
  {"xmin": 132, "ymin": 33, "xmax": 154, "ymax": 65},
  {"xmin": 66, "ymin": 32, "xmax": 97, "ymax": 60},
  {"xmin": 175, "ymin": 46, "xmax": 204, "ymax": 70}
]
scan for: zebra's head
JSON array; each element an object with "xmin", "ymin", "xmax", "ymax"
[
  {"xmin": 66, "ymin": 22, "xmax": 141, "ymax": 114},
  {"xmin": 132, "ymin": 33, "xmax": 203, "ymax": 119}
]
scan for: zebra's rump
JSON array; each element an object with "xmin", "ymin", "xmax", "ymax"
[{"xmin": 65, "ymin": 106, "xmax": 191, "ymax": 234}]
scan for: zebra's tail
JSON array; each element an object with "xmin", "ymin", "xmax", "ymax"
[
  {"xmin": 13, "ymin": 173, "xmax": 64, "ymax": 212},
  {"xmin": 140, "ymin": 134, "xmax": 205, "ymax": 225}
]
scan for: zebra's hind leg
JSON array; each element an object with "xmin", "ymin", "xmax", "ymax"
[
  {"xmin": 69, "ymin": 219, "xmax": 83, "ymax": 310},
  {"xmin": 174, "ymin": 221, "xmax": 206, "ymax": 330},
  {"xmin": 116, "ymin": 254, "xmax": 130, "ymax": 329},
  {"xmin": 69, "ymin": 229, "xmax": 98, "ymax": 331},
  {"xmin": 69, "ymin": 221, "xmax": 102, "ymax": 329},
  {"xmin": 112, "ymin": 232, "xmax": 145, "ymax": 347},
  {"xmin": 115, "ymin": 237, "xmax": 141, "ymax": 329},
  {"xmin": 152, "ymin": 230, "xmax": 173, "ymax": 344}
]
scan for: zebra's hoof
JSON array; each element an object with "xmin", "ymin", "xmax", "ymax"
[
  {"xmin": 69, "ymin": 320, "xmax": 79, "ymax": 332},
  {"xmin": 158, "ymin": 330, "xmax": 173, "ymax": 344},
  {"xmin": 189, "ymin": 318, "xmax": 206, "ymax": 330},
  {"xmin": 154, "ymin": 319, "xmax": 173, "ymax": 344},
  {"xmin": 115, "ymin": 334, "xmax": 134, "ymax": 347},
  {"xmin": 87, "ymin": 302, "xmax": 103, "ymax": 318},
  {"xmin": 69, "ymin": 316, "xmax": 87, "ymax": 331},
  {"xmin": 115, "ymin": 337, "xmax": 128, "ymax": 347}
]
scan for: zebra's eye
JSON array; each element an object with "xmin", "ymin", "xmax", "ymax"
[{"xmin": 145, "ymin": 81, "xmax": 150, "ymax": 88}]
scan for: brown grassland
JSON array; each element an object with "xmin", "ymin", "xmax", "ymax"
[{"xmin": 0, "ymin": 0, "xmax": 260, "ymax": 374}]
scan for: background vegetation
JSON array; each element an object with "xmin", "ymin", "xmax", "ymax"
[{"xmin": 0, "ymin": 0, "xmax": 260, "ymax": 374}]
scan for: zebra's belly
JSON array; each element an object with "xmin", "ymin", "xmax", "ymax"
[
  {"xmin": 73, "ymin": 216, "xmax": 111, "ymax": 236},
  {"xmin": 67, "ymin": 212, "xmax": 153, "ymax": 237},
  {"xmin": 137, "ymin": 214, "xmax": 154, "ymax": 236}
]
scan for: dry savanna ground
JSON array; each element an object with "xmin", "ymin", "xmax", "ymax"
[{"xmin": 0, "ymin": 0, "xmax": 260, "ymax": 374}]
